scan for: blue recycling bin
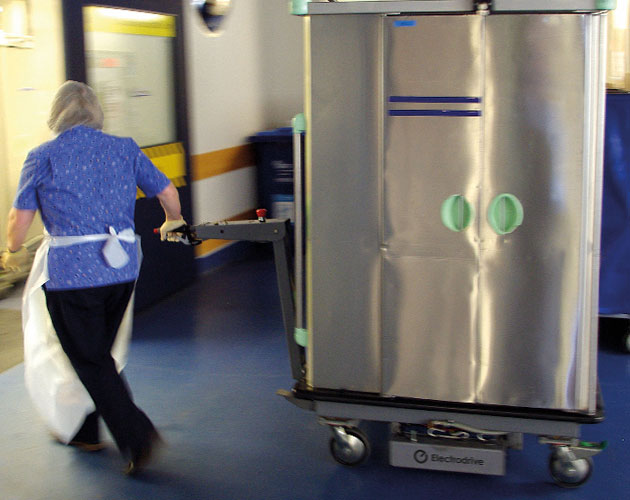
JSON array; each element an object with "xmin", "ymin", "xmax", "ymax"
[
  {"xmin": 248, "ymin": 127, "xmax": 298, "ymax": 222},
  {"xmin": 600, "ymin": 93, "xmax": 630, "ymax": 317}
]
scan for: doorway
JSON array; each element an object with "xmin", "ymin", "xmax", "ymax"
[{"xmin": 61, "ymin": 0, "xmax": 195, "ymax": 309}]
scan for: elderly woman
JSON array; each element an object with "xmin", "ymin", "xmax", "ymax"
[{"xmin": 0, "ymin": 81, "xmax": 185, "ymax": 475}]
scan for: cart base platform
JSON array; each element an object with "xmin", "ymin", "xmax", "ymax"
[{"xmin": 279, "ymin": 384, "xmax": 606, "ymax": 488}]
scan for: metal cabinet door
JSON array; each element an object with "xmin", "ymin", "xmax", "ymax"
[
  {"xmin": 382, "ymin": 15, "xmax": 483, "ymax": 402},
  {"xmin": 307, "ymin": 15, "xmax": 383, "ymax": 393},
  {"xmin": 478, "ymin": 14, "xmax": 602, "ymax": 412}
]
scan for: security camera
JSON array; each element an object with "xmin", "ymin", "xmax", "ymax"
[{"xmin": 191, "ymin": 0, "xmax": 231, "ymax": 33}]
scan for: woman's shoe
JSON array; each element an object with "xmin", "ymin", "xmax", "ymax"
[
  {"xmin": 124, "ymin": 430, "xmax": 164, "ymax": 476},
  {"xmin": 52, "ymin": 434, "xmax": 106, "ymax": 452},
  {"xmin": 67, "ymin": 440, "xmax": 106, "ymax": 452}
]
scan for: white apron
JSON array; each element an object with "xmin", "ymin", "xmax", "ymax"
[{"xmin": 22, "ymin": 228, "xmax": 139, "ymax": 443}]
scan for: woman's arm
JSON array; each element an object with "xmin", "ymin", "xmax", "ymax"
[
  {"xmin": 155, "ymin": 182, "xmax": 182, "ymax": 221},
  {"xmin": 6, "ymin": 207, "xmax": 36, "ymax": 251},
  {"xmin": 1, "ymin": 208, "xmax": 35, "ymax": 270},
  {"xmin": 155, "ymin": 182, "xmax": 186, "ymax": 241}
]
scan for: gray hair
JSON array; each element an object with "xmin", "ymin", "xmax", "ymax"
[{"xmin": 47, "ymin": 81, "xmax": 104, "ymax": 134}]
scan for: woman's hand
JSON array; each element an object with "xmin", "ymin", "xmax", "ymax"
[
  {"xmin": 1, "ymin": 247, "xmax": 29, "ymax": 271},
  {"xmin": 159, "ymin": 218, "xmax": 188, "ymax": 242}
]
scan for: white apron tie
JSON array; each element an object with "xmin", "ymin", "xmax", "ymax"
[
  {"xmin": 48, "ymin": 226, "xmax": 137, "ymax": 268},
  {"xmin": 22, "ymin": 228, "xmax": 140, "ymax": 443}
]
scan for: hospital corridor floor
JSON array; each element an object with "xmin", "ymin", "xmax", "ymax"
[{"xmin": 0, "ymin": 250, "xmax": 629, "ymax": 500}]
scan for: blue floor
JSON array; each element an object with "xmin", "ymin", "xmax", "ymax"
[{"xmin": 1, "ymin": 250, "xmax": 629, "ymax": 499}]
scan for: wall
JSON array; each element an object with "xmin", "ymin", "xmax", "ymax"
[
  {"xmin": 0, "ymin": 0, "xmax": 304, "ymax": 261},
  {"xmin": 0, "ymin": 0, "xmax": 65, "ymax": 248},
  {"xmin": 608, "ymin": 0, "xmax": 630, "ymax": 91},
  {"xmin": 184, "ymin": 0, "xmax": 304, "ymax": 259}
]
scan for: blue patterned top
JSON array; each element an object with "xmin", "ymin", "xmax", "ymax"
[{"xmin": 13, "ymin": 125, "xmax": 171, "ymax": 290}]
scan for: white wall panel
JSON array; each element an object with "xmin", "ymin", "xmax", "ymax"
[
  {"xmin": 184, "ymin": 0, "xmax": 303, "ymax": 231},
  {"xmin": 184, "ymin": 0, "xmax": 303, "ymax": 156},
  {"xmin": 192, "ymin": 167, "xmax": 257, "ymax": 224},
  {"xmin": 0, "ymin": 0, "xmax": 64, "ymax": 248}
]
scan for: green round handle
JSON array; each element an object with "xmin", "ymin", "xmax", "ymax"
[
  {"xmin": 441, "ymin": 195, "xmax": 474, "ymax": 232},
  {"xmin": 487, "ymin": 194, "xmax": 524, "ymax": 235}
]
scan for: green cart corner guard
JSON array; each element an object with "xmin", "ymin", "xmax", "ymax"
[
  {"xmin": 292, "ymin": 113, "xmax": 306, "ymax": 134},
  {"xmin": 295, "ymin": 328, "xmax": 308, "ymax": 347},
  {"xmin": 597, "ymin": 0, "xmax": 617, "ymax": 9},
  {"xmin": 290, "ymin": 0, "xmax": 310, "ymax": 16}
]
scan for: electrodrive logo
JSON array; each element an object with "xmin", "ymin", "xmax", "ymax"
[
  {"xmin": 413, "ymin": 448, "xmax": 485, "ymax": 467},
  {"xmin": 414, "ymin": 450, "xmax": 428, "ymax": 464}
]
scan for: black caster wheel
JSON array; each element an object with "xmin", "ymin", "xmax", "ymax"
[
  {"xmin": 549, "ymin": 453, "xmax": 593, "ymax": 488},
  {"xmin": 329, "ymin": 427, "xmax": 371, "ymax": 466}
]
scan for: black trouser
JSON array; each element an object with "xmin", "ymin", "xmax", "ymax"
[{"xmin": 44, "ymin": 281, "xmax": 155, "ymax": 458}]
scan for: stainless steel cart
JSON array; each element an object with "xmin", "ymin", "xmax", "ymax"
[
  {"xmin": 286, "ymin": 0, "xmax": 612, "ymax": 488},
  {"xmin": 182, "ymin": 0, "xmax": 614, "ymax": 488}
]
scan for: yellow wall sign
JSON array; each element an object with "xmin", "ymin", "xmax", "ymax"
[
  {"xmin": 83, "ymin": 7, "xmax": 175, "ymax": 38},
  {"xmin": 138, "ymin": 142, "xmax": 187, "ymax": 198}
]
